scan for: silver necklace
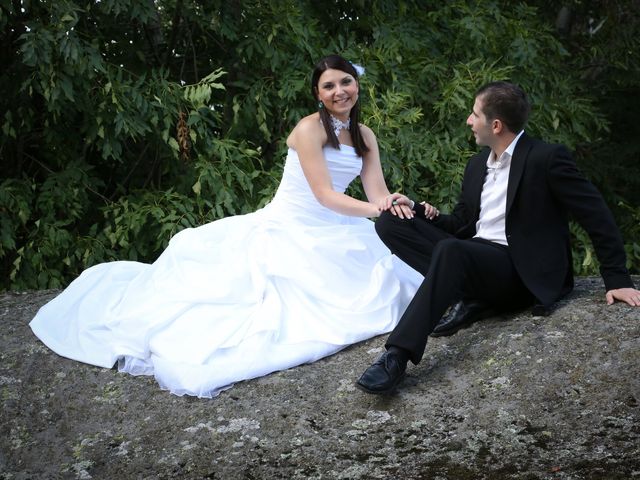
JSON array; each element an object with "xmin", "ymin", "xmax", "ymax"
[{"xmin": 330, "ymin": 114, "xmax": 350, "ymax": 138}]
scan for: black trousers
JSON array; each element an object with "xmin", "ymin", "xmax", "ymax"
[{"xmin": 375, "ymin": 211, "xmax": 533, "ymax": 364}]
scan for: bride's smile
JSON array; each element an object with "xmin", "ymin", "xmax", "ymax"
[{"xmin": 316, "ymin": 68, "xmax": 359, "ymax": 120}]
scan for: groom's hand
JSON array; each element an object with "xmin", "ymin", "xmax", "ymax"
[
  {"xmin": 606, "ymin": 287, "xmax": 640, "ymax": 306},
  {"xmin": 420, "ymin": 201, "xmax": 440, "ymax": 220}
]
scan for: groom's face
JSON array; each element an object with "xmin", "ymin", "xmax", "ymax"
[{"xmin": 467, "ymin": 96, "xmax": 494, "ymax": 147}]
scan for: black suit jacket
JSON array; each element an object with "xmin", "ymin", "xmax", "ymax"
[{"xmin": 426, "ymin": 133, "xmax": 633, "ymax": 308}]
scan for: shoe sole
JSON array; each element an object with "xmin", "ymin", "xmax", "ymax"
[{"xmin": 355, "ymin": 372, "xmax": 406, "ymax": 395}]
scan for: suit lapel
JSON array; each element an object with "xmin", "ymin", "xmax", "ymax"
[
  {"xmin": 506, "ymin": 133, "xmax": 532, "ymax": 215},
  {"xmin": 468, "ymin": 148, "xmax": 490, "ymax": 218}
]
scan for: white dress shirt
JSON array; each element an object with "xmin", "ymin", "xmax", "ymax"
[{"xmin": 474, "ymin": 130, "xmax": 524, "ymax": 245}]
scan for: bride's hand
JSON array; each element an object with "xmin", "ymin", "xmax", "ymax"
[{"xmin": 380, "ymin": 193, "xmax": 414, "ymax": 219}]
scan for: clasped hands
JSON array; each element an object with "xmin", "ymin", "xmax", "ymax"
[{"xmin": 379, "ymin": 193, "xmax": 439, "ymax": 220}]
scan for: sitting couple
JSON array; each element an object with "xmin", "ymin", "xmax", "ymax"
[{"xmin": 30, "ymin": 54, "xmax": 638, "ymax": 398}]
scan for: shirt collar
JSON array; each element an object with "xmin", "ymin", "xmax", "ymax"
[{"xmin": 489, "ymin": 130, "xmax": 525, "ymax": 164}]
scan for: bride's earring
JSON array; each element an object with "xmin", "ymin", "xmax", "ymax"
[{"xmin": 318, "ymin": 101, "xmax": 324, "ymax": 110}]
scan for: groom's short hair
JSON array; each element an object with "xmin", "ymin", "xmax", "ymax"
[{"xmin": 476, "ymin": 81, "xmax": 530, "ymax": 134}]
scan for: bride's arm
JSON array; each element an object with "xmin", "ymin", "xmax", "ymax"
[
  {"xmin": 359, "ymin": 125, "xmax": 414, "ymax": 219},
  {"xmin": 288, "ymin": 116, "xmax": 381, "ymax": 218}
]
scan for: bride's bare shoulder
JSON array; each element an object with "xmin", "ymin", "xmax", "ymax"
[{"xmin": 286, "ymin": 113, "xmax": 325, "ymax": 149}]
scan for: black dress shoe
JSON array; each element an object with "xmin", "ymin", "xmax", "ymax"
[
  {"xmin": 430, "ymin": 300, "xmax": 495, "ymax": 338},
  {"xmin": 356, "ymin": 351, "xmax": 406, "ymax": 394}
]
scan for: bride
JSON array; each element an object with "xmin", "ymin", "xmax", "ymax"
[{"xmin": 30, "ymin": 54, "xmax": 423, "ymax": 398}]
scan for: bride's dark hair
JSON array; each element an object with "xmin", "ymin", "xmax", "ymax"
[{"xmin": 311, "ymin": 54, "xmax": 369, "ymax": 158}]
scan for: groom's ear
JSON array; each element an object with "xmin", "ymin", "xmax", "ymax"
[{"xmin": 492, "ymin": 118, "xmax": 504, "ymax": 134}]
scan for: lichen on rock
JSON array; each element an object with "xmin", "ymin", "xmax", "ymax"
[{"xmin": 0, "ymin": 277, "xmax": 638, "ymax": 479}]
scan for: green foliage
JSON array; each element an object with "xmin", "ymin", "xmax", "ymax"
[
  {"xmin": 529, "ymin": 0, "xmax": 640, "ymax": 275},
  {"xmin": 0, "ymin": 0, "xmax": 637, "ymax": 290}
]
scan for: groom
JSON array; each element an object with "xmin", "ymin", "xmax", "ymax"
[{"xmin": 357, "ymin": 81, "xmax": 640, "ymax": 394}]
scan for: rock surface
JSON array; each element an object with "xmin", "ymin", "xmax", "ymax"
[{"xmin": 1, "ymin": 277, "xmax": 639, "ymax": 479}]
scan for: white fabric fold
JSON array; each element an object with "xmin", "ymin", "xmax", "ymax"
[{"xmin": 30, "ymin": 145, "xmax": 422, "ymax": 398}]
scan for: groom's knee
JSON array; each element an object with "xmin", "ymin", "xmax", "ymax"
[{"xmin": 374, "ymin": 210, "xmax": 402, "ymax": 242}]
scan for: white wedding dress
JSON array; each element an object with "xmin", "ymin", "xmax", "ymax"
[{"xmin": 30, "ymin": 145, "xmax": 422, "ymax": 397}]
